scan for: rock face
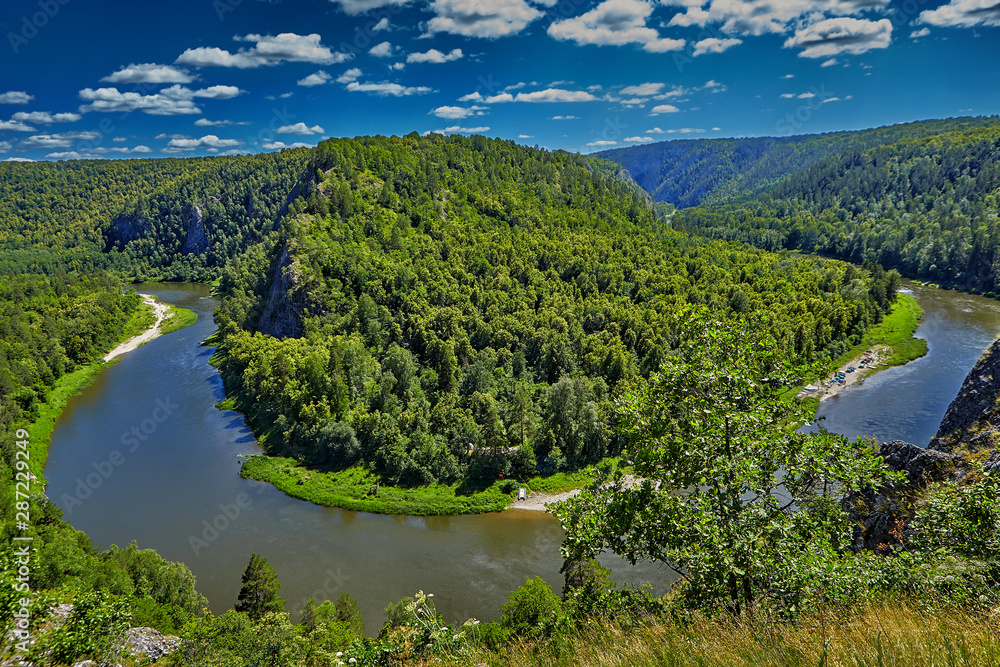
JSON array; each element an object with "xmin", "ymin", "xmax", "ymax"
[
  {"xmin": 257, "ymin": 246, "xmax": 305, "ymax": 338},
  {"xmin": 181, "ymin": 203, "xmax": 209, "ymax": 255},
  {"xmin": 105, "ymin": 212, "xmax": 151, "ymax": 250},
  {"xmin": 124, "ymin": 626, "xmax": 182, "ymax": 661},
  {"xmin": 879, "ymin": 440, "xmax": 958, "ymax": 487},
  {"xmin": 929, "ymin": 336, "xmax": 1000, "ymax": 453}
]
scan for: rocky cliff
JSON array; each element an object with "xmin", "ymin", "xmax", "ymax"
[
  {"xmin": 181, "ymin": 203, "xmax": 209, "ymax": 255},
  {"xmin": 928, "ymin": 337, "xmax": 1000, "ymax": 454},
  {"xmin": 848, "ymin": 337, "xmax": 1000, "ymax": 552},
  {"xmin": 257, "ymin": 246, "xmax": 306, "ymax": 338}
]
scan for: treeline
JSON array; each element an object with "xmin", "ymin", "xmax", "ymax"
[
  {"xmin": 213, "ymin": 133, "xmax": 899, "ymax": 488},
  {"xmin": 673, "ymin": 121, "xmax": 1000, "ymax": 292},
  {"xmin": 0, "ymin": 149, "xmax": 311, "ymax": 281},
  {"xmin": 599, "ymin": 116, "xmax": 1000, "ymax": 208},
  {"xmin": 0, "ymin": 271, "xmax": 141, "ymax": 447}
]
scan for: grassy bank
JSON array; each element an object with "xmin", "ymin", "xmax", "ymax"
[
  {"xmin": 24, "ymin": 362, "xmax": 107, "ymax": 483},
  {"xmin": 861, "ymin": 292, "xmax": 927, "ymax": 368},
  {"xmin": 442, "ymin": 600, "xmax": 1000, "ymax": 667},
  {"xmin": 240, "ymin": 456, "xmax": 513, "ymax": 515},
  {"xmin": 159, "ymin": 304, "xmax": 198, "ymax": 335},
  {"xmin": 239, "ymin": 455, "xmax": 601, "ymax": 515}
]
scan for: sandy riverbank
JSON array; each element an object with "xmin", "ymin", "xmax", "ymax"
[
  {"xmin": 103, "ymin": 294, "xmax": 170, "ymax": 362},
  {"xmin": 798, "ymin": 344, "xmax": 891, "ymax": 402},
  {"xmin": 508, "ymin": 488, "xmax": 582, "ymax": 511}
]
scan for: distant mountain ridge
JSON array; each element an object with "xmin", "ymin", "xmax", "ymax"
[{"xmin": 596, "ymin": 117, "xmax": 1000, "ymax": 208}]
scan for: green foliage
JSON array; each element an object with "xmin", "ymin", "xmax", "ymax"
[
  {"xmin": 29, "ymin": 590, "xmax": 130, "ymax": 666},
  {"xmin": 911, "ymin": 477, "xmax": 1000, "ymax": 561},
  {"xmin": 500, "ymin": 577, "xmax": 561, "ymax": 637},
  {"xmin": 235, "ymin": 553, "xmax": 285, "ymax": 620},
  {"xmin": 672, "ymin": 119, "xmax": 1000, "ymax": 294},
  {"xmin": 598, "ymin": 117, "xmax": 999, "ymax": 207},
  {"xmin": 169, "ymin": 610, "xmax": 308, "ymax": 667},
  {"xmin": 556, "ymin": 308, "xmax": 896, "ymax": 618},
  {"xmin": 160, "ymin": 304, "xmax": 198, "ymax": 335},
  {"xmin": 214, "ymin": 133, "xmax": 898, "ymax": 509}
]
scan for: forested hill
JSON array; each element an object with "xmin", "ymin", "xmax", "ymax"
[
  {"xmin": 0, "ymin": 149, "xmax": 311, "ymax": 281},
  {"xmin": 597, "ymin": 117, "xmax": 1000, "ymax": 208},
  {"xmin": 671, "ymin": 119, "xmax": 1000, "ymax": 293},
  {"xmin": 212, "ymin": 133, "xmax": 898, "ymax": 490}
]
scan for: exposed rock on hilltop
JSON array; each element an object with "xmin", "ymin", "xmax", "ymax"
[
  {"xmin": 847, "ymin": 338, "xmax": 1000, "ymax": 553},
  {"xmin": 928, "ymin": 337, "xmax": 1000, "ymax": 454}
]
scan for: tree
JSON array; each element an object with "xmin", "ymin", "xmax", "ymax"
[
  {"xmin": 235, "ymin": 553, "xmax": 285, "ymax": 620},
  {"xmin": 555, "ymin": 308, "xmax": 892, "ymax": 619}
]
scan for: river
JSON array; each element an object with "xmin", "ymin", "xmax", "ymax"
[
  {"xmin": 43, "ymin": 283, "xmax": 668, "ymax": 634},
  {"xmin": 814, "ymin": 282, "xmax": 1000, "ymax": 445},
  {"xmin": 44, "ymin": 281, "xmax": 1000, "ymax": 632}
]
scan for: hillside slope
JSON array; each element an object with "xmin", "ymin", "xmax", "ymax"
[{"xmin": 598, "ymin": 117, "xmax": 1000, "ymax": 208}]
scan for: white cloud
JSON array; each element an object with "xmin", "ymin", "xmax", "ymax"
[
  {"xmin": 369, "ymin": 41, "xmax": 396, "ymax": 57},
  {"xmin": 645, "ymin": 127, "xmax": 664, "ymax": 133},
  {"xmin": 781, "ymin": 73, "xmax": 795, "ymax": 79},
  {"xmin": 92, "ymin": 145, "xmax": 153, "ymax": 154},
  {"xmin": 784, "ymin": 18, "xmax": 893, "ymax": 58},
  {"xmin": 822, "ymin": 95, "xmax": 853, "ymax": 103},
  {"xmin": 921, "ymin": 0, "xmax": 1000, "ymax": 27},
  {"xmin": 46, "ymin": 151, "xmax": 102, "ymax": 160},
  {"xmin": 665, "ymin": 127, "xmax": 705, "ymax": 133},
  {"xmin": 820, "ymin": 57, "xmax": 840, "ymax": 67},
  {"xmin": 78, "ymin": 85, "xmax": 241, "ymax": 115},
  {"xmin": 277, "ymin": 122, "xmax": 325, "ymax": 135},
  {"xmin": 910, "ymin": 27, "xmax": 931, "ymax": 38},
  {"xmin": 388, "ymin": 62, "xmax": 405, "ymax": 70},
  {"xmin": 18, "ymin": 131, "xmax": 101, "ymax": 149},
  {"xmin": 407, "ymin": 48, "xmax": 464, "ymax": 64},
  {"xmin": 513, "ymin": 88, "xmax": 598, "ymax": 103},
  {"xmin": 712, "ymin": 126, "xmax": 721, "ymax": 131},
  {"xmin": 165, "ymin": 134, "xmax": 242, "ymax": 152},
  {"xmin": 298, "ymin": 70, "xmax": 332, "ymax": 87},
  {"xmin": 0, "ymin": 120, "xmax": 37, "ymax": 132},
  {"xmin": 102, "ymin": 63, "xmax": 194, "ymax": 84},
  {"xmin": 11, "ymin": 111, "xmax": 81, "ymax": 123},
  {"xmin": 518, "ymin": 134, "xmax": 533, "ymax": 138},
  {"xmin": 0, "ymin": 141, "xmax": 10, "ymax": 152},
  {"xmin": 425, "ymin": 0, "xmax": 543, "ymax": 37},
  {"xmin": 692, "ymin": 37, "xmax": 742, "ymax": 56},
  {"xmin": 0, "ymin": 91, "xmax": 33, "ymax": 105},
  {"xmin": 337, "ymin": 68, "xmax": 363, "ymax": 84},
  {"xmin": 666, "ymin": 0, "xmax": 891, "ymax": 36},
  {"xmin": 649, "ymin": 104, "xmax": 680, "ymax": 115},
  {"xmin": 346, "ymin": 81, "xmax": 433, "ymax": 96},
  {"xmin": 549, "ymin": 0, "xmax": 686, "ymax": 53},
  {"xmin": 263, "ymin": 140, "xmax": 312, "ymax": 149},
  {"xmin": 4, "ymin": 157, "xmax": 34, "ymax": 162},
  {"xmin": 329, "ymin": 0, "xmax": 411, "ymax": 16},
  {"xmin": 797, "ymin": 91, "xmax": 816, "ymax": 98},
  {"xmin": 372, "ymin": 17, "xmax": 392, "ymax": 31},
  {"xmin": 552, "ymin": 115, "xmax": 579, "ymax": 120},
  {"xmin": 431, "ymin": 105, "xmax": 485, "ymax": 119},
  {"xmin": 176, "ymin": 33, "xmax": 351, "ymax": 68},
  {"xmin": 112, "ymin": 137, "xmax": 127, "ymax": 142},
  {"xmin": 195, "ymin": 118, "xmax": 250, "ymax": 127},
  {"xmin": 485, "ymin": 93, "xmax": 514, "ymax": 103},
  {"xmin": 620, "ymin": 82, "xmax": 664, "ymax": 96},
  {"xmin": 586, "ymin": 139, "xmax": 617, "ymax": 146},
  {"xmin": 625, "ymin": 136, "xmax": 655, "ymax": 142},
  {"xmin": 424, "ymin": 125, "xmax": 490, "ymax": 135},
  {"xmin": 780, "ymin": 93, "xmax": 796, "ymax": 98},
  {"xmin": 458, "ymin": 91, "xmax": 483, "ymax": 102}
]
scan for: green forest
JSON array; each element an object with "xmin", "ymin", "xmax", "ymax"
[
  {"xmin": 211, "ymin": 134, "xmax": 898, "ymax": 500},
  {"xmin": 1, "ymin": 120, "xmax": 999, "ymax": 665}
]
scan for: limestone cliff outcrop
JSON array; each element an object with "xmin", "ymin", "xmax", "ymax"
[
  {"xmin": 181, "ymin": 203, "xmax": 209, "ymax": 255},
  {"xmin": 257, "ymin": 246, "xmax": 306, "ymax": 338},
  {"xmin": 927, "ymin": 337, "xmax": 1000, "ymax": 454},
  {"xmin": 847, "ymin": 337, "xmax": 1000, "ymax": 552}
]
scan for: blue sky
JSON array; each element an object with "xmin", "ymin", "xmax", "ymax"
[{"xmin": 0, "ymin": 0, "xmax": 997, "ymax": 161}]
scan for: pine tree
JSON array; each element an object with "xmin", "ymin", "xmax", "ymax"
[{"xmin": 235, "ymin": 553, "xmax": 285, "ymax": 620}]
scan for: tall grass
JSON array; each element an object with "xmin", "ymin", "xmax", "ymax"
[{"xmin": 441, "ymin": 601, "xmax": 1000, "ymax": 667}]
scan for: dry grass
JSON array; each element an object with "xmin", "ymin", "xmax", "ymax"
[{"xmin": 434, "ymin": 601, "xmax": 1000, "ymax": 667}]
